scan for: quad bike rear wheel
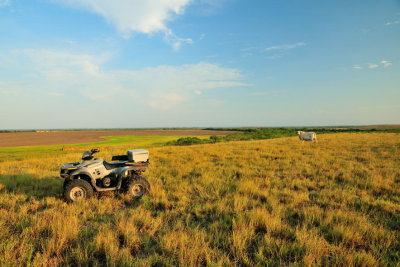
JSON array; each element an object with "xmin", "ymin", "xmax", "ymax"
[
  {"xmin": 124, "ymin": 176, "xmax": 150, "ymax": 199},
  {"xmin": 64, "ymin": 179, "xmax": 94, "ymax": 202}
]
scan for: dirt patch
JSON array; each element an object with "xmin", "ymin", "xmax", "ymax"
[{"xmin": 0, "ymin": 130, "xmax": 236, "ymax": 147}]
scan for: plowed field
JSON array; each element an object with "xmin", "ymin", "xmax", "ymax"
[{"xmin": 0, "ymin": 130, "xmax": 235, "ymax": 147}]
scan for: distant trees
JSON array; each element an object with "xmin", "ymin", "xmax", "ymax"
[
  {"xmin": 165, "ymin": 127, "xmax": 398, "ymax": 146},
  {"xmin": 166, "ymin": 128, "xmax": 296, "ymax": 146}
]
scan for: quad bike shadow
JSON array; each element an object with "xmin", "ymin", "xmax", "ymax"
[{"xmin": 0, "ymin": 174, "xmax": 63, "ymax": 199}]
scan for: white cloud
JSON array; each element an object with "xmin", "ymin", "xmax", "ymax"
[
  {"xmin": 368, "ymin": 63, "xmax": 379, "ymax": 69},
  {"xmin": 265, "ymin": 42, "xmax": 307, "ymax": 51},
  {"xmin": 380, "ymin": 60, "xmax": 392, "ymax": 68},
  {"xmin": 148, "ymin": 93, "xmax": 186, "ymax": 110},
  {"xmin": 16, "ymin": 49, "xmax": 109, "ymax": 75},
  {"xmin": 50, "ymin": 0, "xmax": 193, "ymax": 48},
  {"xmin": 385, "ymin": 20, "xmax": 400, "ymax": 26},
  {"xmin": 241, "ymin": 46, "xmax": 257, "ymax": 52},
  {"xmin": 0, "ymin": 0, "xmax": 10, "ymax": 7},
  {"xmin": 52, "ymin": 0, "xmax": 190, "ymax": 34},
  {"xmin": 352, "ymin": 60, "xmax": 393, "ymax": 70},
  {"xmin": 4, "ymin": 49, "xmax": 247, "ymax": 110},
  {"xmin": 163, "ymin": 29, "xmax": 193, "ymax": 51}
]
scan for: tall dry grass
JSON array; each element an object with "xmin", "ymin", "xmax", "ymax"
[{"xmin": 0, "ymin": 133, "xmax": 399, "ymax": 266}]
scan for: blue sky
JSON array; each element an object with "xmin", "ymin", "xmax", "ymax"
[{"xmin": 0, "ymin": 0, "xmax": 399, "ymax": 129}]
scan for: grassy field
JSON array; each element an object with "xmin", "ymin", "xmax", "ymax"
[
  {"xmin": 0, "ymin": 133, "xmax": 399, "ymax": 266},
  {"xmin": 0, "ymin": 135, "xmax": 210, "ymax": 160}
]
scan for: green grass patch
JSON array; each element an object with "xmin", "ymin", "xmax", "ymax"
[{"xmin": 0, "ymin": 135, "xmax": 211, "ymax": 160}]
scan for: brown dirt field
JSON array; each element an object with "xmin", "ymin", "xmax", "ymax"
[{"xmin": 0, "ymin": 130, "xmax": 236, "ymax": 147}]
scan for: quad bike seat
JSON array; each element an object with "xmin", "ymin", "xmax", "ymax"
[{"xmin": 103, "ymin": 161, "xmax": 127, "ymax": 170}]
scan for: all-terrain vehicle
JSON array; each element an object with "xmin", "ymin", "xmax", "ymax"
[{"xmin": 60, "ymin": 148, "xmax": 150, "ymax": 202}]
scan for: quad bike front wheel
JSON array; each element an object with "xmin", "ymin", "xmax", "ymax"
[
  {"xmin": 124, "ymin": 176, "xmax": 150, "ymax": 199},
  {"xmin": 64, "ymin": 179, "xmax": 94, "ymax": 202}
]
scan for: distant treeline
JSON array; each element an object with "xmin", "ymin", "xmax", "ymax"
[
  {"xmin": 0, "ymin": 130, "xmax": 36, "ymax": 133},
  {"xmin": 166, "ymin": 128, "xmax": 296, "ymax": 146},
  {"xmin": 166, "ymin": 127, "xmax": 400, "ymax": 146}
]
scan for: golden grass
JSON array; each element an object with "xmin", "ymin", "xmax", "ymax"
[{"xmin": 0, "ymin": 133, "xmax": 399, "ymax": 266}]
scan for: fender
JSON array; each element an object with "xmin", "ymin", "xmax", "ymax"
[
  {"xmin": 70, "ymin": 170, "xmax": 97, "ymax": 189},
  {"xmin": 116, "ymin": 165, "xmax": 145, "ymax": 178},
  {"xmin": 114, "ymin": 166, "xmax": 143, "ymax": 190}
]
